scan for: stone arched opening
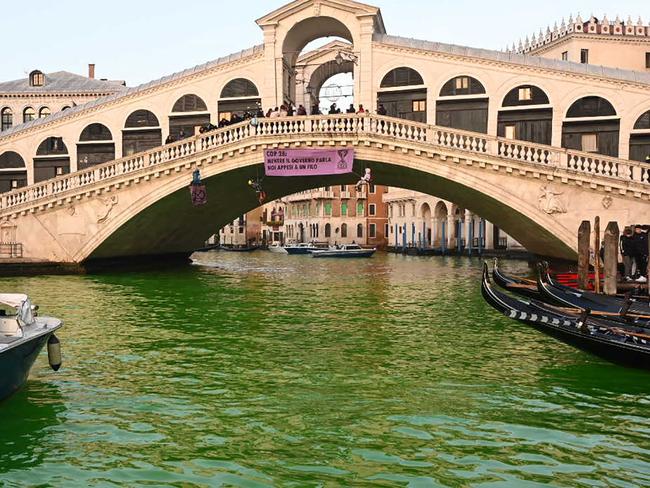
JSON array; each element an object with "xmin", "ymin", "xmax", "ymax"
[
  {"xmin": 34, "ymin": 137, "xmax": 69, "ymax": 182},
  {"xmin": 308, "ymin": 58, "xmax": 355, "ymax": 114},
  {"xmin": 218, "ymin": 79, "xmax": 261, "ymax": 122},
  {"xmin": 169, "ymin": 94, "xmax": 210, "ymax": 140},
  {"xmin": 377, "ymin": 67, "xmax": 427, "ymax": 122},
  {"xmin": 562, "ymin": 96, "xmax": 619, "ymax": 156},
  {"xmin": 419, "ymin": 202, "xmax": 432, "ymax": 247},
  {"xmin": 433, "ymin": 201, "xmax": 448, "ymax": 248},
  {"xmin": 436, "ymin": 76, "xmax": 488, "ymax": 133},
  {"xmin": 630, "ymin": 110, "xmax": 650, "ymax": 163},
  {"xmin": 123, "ymin": 110, "xmax": 162, "ymax": 156},
  {"xmin": 498, "ymin": 85, "xmax": 552, "ymax": 145},
  {"xmin": 281, "ymin": 16, "xmax": 354, "ymax": 106},
  {"xmin": 0, "ymin": 151, "xmax": 27, "ymax": 192},
  {"xmin": 77, "ymin": 123, "xmax": 115, "ymax": 170}
]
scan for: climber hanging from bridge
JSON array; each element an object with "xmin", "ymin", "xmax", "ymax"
[
  {"xmin": 248, "ymin": 177, "xmax": 267, "ymax": 204},
  {"xmin": 355, "ymin": 168, "xmax": 372, "ymax": 191},
  {"xmin": 189, "ymin": 169, "xmax": 207, "ymax": 206}
]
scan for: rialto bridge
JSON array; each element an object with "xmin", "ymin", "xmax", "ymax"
[{"xmin": 0, "ymin": 0, "xmax": 649, "ymax": 264}]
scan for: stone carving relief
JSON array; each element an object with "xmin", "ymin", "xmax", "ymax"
[
  {"xmin": 602, "ymin": 195, "xmax": 613, "ymax": 209},
  {"xmin": 0, "ymin": 221, "xmax": 17, "ymax": 243},
  {"xmin": 538, "ymin": 184, "xmax": 567, "ymax": 215},
  {"xmin": 313, "ymin": 1, "xmax": 321, "ymax": 16},
  {"xmin": 97, "ymin": 196, "xmax": 119, "ymax": 224},
  {"xmin": 67, "ymin": 205, "xmax": 76, "ymax": 216}
]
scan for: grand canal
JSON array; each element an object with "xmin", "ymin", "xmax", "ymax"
[{"xmin": 1, "ymin": 252, "xmax": 650, "ymax": 486}]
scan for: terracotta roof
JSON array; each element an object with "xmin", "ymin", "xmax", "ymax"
[{"xmin": 0, "ymin": 71, "xmax": 126, "ymax": 95}]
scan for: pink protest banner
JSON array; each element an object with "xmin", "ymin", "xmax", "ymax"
[{"xmin": 264, "ymin": 148, "xmax": 354, "ymax": 176}]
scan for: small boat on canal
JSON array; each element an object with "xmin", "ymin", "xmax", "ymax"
[
  {"xmin": 267, "ymin": 242, "xmax": 288, "ymax": 254},
  {"xmin": 311, "ymin": 244, "xmax": 376, "ymax": 258},
  {"xmin": 219, "ymin": 245, "xmax": 260, "ymax": 252},
  {"xmin": 0, "ymin": 294, "xmax": 63, "ymax": 401},
  {"xmin": 284, "ymin": 243, "xmax": 319, "ymax": 255},
  {"xmin": 482, "ymin": 263, "xmax": 650, "ymax": 369}
]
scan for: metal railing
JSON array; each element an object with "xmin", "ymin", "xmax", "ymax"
[
  {"xmin": 0, "ymin": 242, "xmax": 23, "ymax": 258},
  {"xmin": 2, "ymin": 113, "xmax": 649, "ymax": 213}
]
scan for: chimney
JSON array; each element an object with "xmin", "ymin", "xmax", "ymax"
[{"xmin": 88, "ymin": 63, "xmax": 95, "ymax": 79}]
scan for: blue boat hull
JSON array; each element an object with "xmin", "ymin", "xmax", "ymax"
[
  {"xmin": 312, "ymin": 251, "xmax": 376, "ymax": 258},
  {"xmin": 0, "ymin": 332, "xmax": 52, "ymax": 402}
]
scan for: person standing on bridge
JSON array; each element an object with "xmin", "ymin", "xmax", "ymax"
[
  {"xmin": 357, "ymin": 105, "xmax": 365, "ymax": 114},
  {"xmin": 297, "ymin": 105, "xmax": 307, "ymax": 116},
  {"xmin": 377, "ymin": 104, "xmax": 387, "ymax": 116},
  {"xmin": 346, "ymin": 104, "xmax": 356, "ymax": 114}
]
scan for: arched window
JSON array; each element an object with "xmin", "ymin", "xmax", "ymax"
[
  {"xmin": 357, "ymin": 223, "xmax": 363, "ymax": 239},
  {"xmin": 169, "ymin": 94, "xmax": 210, "ymax": 140},
  {"xmin": 1, "ymin": 108, "xmax": 13, "ymax": 131},
  {"xmin": 436, "ymin": 76, "xmax": 488, "ymax": 133},
  {"xmin": 377, "ymin": 67, "xmax": 427, "ymax": 123},
  {"xmin": 566, "ymin": 96, "xmax": 616, "ymax": 118},
  {"xmin": 380, "ymin": 67, "xmax": 424, "ymax": 88},
  {"xmin": 125, "ymin": 109, "xmax": 160, "ymax": 128},
  {"xmin": 29, "ymin": 70, "xmax": 44, "ymax": 87},
  {"xmin": 563, "ymin": 96, "xmax": 619, "ymax": 157},
  {"xmin": 218, "ymin": 79, "xmax": 261, "ymax": 122},
  {"xmin": 220, "ymin": 79, "xmax": 259, "ymax": 99},
  {"xmin": 34, "ymin": 137, "xmax": 70, "ymax": 182},
  {"xmin": 172, "ymin": 94, "xmax": 208, "ymax": 113},
  {"xmin": 78, "ymin": 124, "xmax": 115, "ymax": 170},
  {"xmin": 23, "ymin": 107, "xmax": 36, "ymax": 123},
  {"xmin": 325, "ymin": 223, "xmax": 331, "ymax": 238},
  {"xmin": 123, "ymin": 110, "xmax": 162, "ymax": 156},
  {"xmin": 341, "ymin": 223, "xmax": 348, "ymax": 238},
  {"xmin": 39, "ymin": 107, "xmax": 51, "ymax": 118},
  {"xmin": 439, "ymin": 76, "xmax": 486, "ymax": 97},
  {"xmin": 498, "ymin": 85, "xmax": 552, "ymax": 144},
  {"xmin": 630, "ymin": 110, "xmax": 650, "ymax": 163},
  {"xmin": 0, "ymin": 151, "xmax": 27, "ymax": 192}
]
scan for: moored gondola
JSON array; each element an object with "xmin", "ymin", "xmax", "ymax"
[
  {"xmin": 536, "ymin": 263, "xmax": 650, "ymax": 317},
  {"xmin": 492, "ymin": 259, "xmax": 541, "ymax": 299},
  {"xmin": 482, "ymin": 263, "xmax": 650, "ymax": 369}
]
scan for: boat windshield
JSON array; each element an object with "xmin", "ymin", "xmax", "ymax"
[{"xmin": 346, "ymin": 244, "xmax": 362, "ymax": 250}]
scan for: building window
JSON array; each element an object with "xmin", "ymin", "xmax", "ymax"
[
  {"xmin": 580, "ymin": 49, "xmax": 589, "ymax": 64},
  {"xmin": 325, "ymin": 223, "xmax": 331, "ymax": 238},
  {"xmin": 369, "ymin": 224, "xmax": 376, "ymax": 238},
  {"xmin": 356, "ymin": 202, "xmax": 364, "ymax": 217},
  {"xmin": 646, "ymin": 52, "xmax": 650, "ymax": 69},
  {"xmin": 341, "ymin": 223, "xmax": 348, "ymax": 238},
  {"xmin": 518, "ymin": 87, "xmax": 532, "ymax": 101},
  {"xmin": 561, "ymin": 51, "xmax": 568, "ymax": 61},
  {"xmin": 412, "ymin": 100, "xmax": 426, "ymax": 112},
  {"xmin": 581, "ymin": 134, "xmax": 598, "ymax": 153},
  {"xmin": 369, "ymin": 203, "xmax": 376, "ymax": 216},
  {"xmin": 238, "ymin": 226, "xmax": 244, "ymax": 234},
  {"xmin": 340, "ymin": 185, "xmax": 346, "ymax": 191},
  {"xmin": 23, "ymin": 107, "xmax": 36, "ymax": 123},
  {"xmin": 455, "ymin": 77, "xmax": 469, "ymax": 90},
  {"xmin": 324, "ymin": 202, "xmax": 332, "ymax": 216},
  {"xmin": 341, "ymin": 202, "xmax": 348, "ymax": 216},
  {"xmin": 39, "ymin": 107, "xmax": 51, "ymax": 118},
  {"xmin": 357, "ymin": 223, "xmax": 363, "ymax": 238},
  {"xmin": 29, "ymin": 70, "xmax": 44, "ymax": 87},
  {"xmin": 369, "ymin": 184, "xmax": 376, "ymax": 194},
  {"xmin": 505, "ymin": 125, "xmax": 516, "ymax": 140},
  {"xmin": 1, "ymin": 108, "xmax": 12, "ymax": 131},
  {"xmin": 385, "ymin": 223, "xmax": 389, "ymax": 237}
]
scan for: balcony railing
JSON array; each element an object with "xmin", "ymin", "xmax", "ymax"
[{"xmin": 2, "ymin": 113, "xmax": 649, "ymax": 213}]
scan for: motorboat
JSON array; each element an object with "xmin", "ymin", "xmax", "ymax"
[
  {"xmin": 481, "ymin": 264, "xmax": 650, "ymax": 370},
  {"xmin": 0, "ymin": 293, "xmax": 63, "ymax": 401},
  {"xmin": 219, "ymin": 245, "xmax": 259, "ymax": 252},
  {"xmin": 267, "ymin": 242, "xmax": 287, "ymax": 254},
  {"xmin": 284, "ymin": 242, "xmax": 319, "ymax": 255},
  {"xmin": 311, "ymin": 244, "xmax": 376, "ymax": 258}
]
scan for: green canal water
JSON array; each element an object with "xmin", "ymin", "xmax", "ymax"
[{"xmin": 1, "ymin": 252, "xmax": 650, "ymax": 487}]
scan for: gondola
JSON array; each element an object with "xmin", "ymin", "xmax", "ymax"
[
  {"xmin": 536, "ymin": 263, "xmax": 650, "ymax": 317},
  {"xmin": 492, "ymin": 259, "xmax": 541, "ymax": 299},
  {"xmin": 481, "ymin": 263, "xmax": 650, "ymax": 369}
]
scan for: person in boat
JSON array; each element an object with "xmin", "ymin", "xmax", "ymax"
[
  {"xmin": 620, "ymin": 227, "xmax": 636, "ymax": 281},
  {"xmin": 633, "ymin": 225, "xmax": 648, "ymax": 283}
]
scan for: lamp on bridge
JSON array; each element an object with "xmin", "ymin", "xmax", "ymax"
[{"xmin": 335, "ymin": 51, "xmax": 359, "ymax": 66}]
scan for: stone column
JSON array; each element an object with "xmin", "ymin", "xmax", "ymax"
[
  {"xmin": 464, "ymin": 210, "xmax": 472, "ymax": 249},
  {"xmin": 551, "ymin": 107, "xmax": 563, "ymax": 148},
  {"xmin": 356, "ymin": 17, "xmax": 375, "ymax": 111},
  {"xmin": 485, "ymin": 221, "xmax": 495, "ymax": 250},
  {"xmin": 447, "ymin": 214, "xmax": 456, "ymax": 250}
]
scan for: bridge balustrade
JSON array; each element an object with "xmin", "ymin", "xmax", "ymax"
[{"xmin": 1, "ymin": 113, "xmax": 649, "ymax": 212}]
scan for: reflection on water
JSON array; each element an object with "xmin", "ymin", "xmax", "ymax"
[{"xmin": 1, "ymin": 252, "xmax": 650, "ymax": 486}]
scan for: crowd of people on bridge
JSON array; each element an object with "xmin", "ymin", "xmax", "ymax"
[{"xmin": 619, "ymin": 225, "xmax": 649, "ymax": 282}]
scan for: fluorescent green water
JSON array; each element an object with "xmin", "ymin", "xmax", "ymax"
[{"xmin": 1, "ymin": 253, "xmax": 650, "ymax": 487}]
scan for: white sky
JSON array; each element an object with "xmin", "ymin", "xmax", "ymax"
[{"xmin": 1, "ymin": 0, "xmax": 648, "ymax": 86}]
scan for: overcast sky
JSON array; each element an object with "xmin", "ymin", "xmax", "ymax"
[{"xmin": 1, "ymin": 0, "xmax": 648, "ymax": 86}]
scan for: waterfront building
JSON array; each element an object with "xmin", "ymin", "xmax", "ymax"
[
  {"xmin": 0, "ymin": 65, "xmax": 125, "ymax": 191},
  {"xmin": 219, "ymin": 208, "xmax": 263, "ymax": 247},
  {"xmin": 383, "ymin": 189, "xmax": 523, "ymax": 252},
  {"xmin": 514, "ymin": 15, "xmax": 650, "ymax": 72}
]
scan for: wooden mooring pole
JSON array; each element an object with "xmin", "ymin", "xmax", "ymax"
[
  {"xmin": 578, "ymin": 220, "xmax": 591, "ymax": 290},
  {"xmin": 594, "ymin": 217, "xmax": 601, "ymax": 294},
  {"xmin": 603, "ymin": 221, "xmax": 619, "ymax": 296}
]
